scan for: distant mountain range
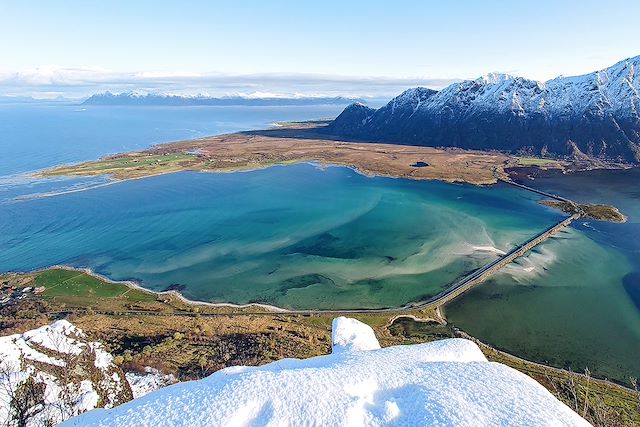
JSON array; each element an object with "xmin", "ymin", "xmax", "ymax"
[
  {"xmin": 326, "ymin": 56, "xmax": 640, "ymax": 164},
  {"xmin": 0, "ymin": 95, "xmax": 72, "ymax": 103},
  {"xmin": 83, "ymin": 91, "xmax": 364, "ymax": 106}
]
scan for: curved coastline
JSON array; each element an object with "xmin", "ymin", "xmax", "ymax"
[
  {"xmin": 4, "ymin": 168, "xmax": 604, "ymax": 317},
  {"xmin": 14, "ymin": 264, "xmax": 427, "ymax": 314},
  {"xmin": 12, "ymin": 205, "xmax": 571, "ymax": 315},
  {"xmin": 24, "ymin": 264, "xmax": 292, "ymax": 313},
  {"xmin": 12, "ymin": 263, "xmax": 456, "ymax": 314},
  {"xmin": 20, "ymin": 158, "xmax": 481, "ymax": 207}
]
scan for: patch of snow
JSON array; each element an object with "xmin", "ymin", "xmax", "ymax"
[
  {"xmin": 126, "ymin": 368, "xmax": 177, "ymax": 399},
  {"xmin": 62, "ymin": 318, "xmax": 588, "ymax": 427},
  {"xmin": 332, "ymin": 316, "xmax": 381, "ymax": 353}
]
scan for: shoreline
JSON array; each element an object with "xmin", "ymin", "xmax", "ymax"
[
  {"xmin": 17, "ymin": 121, "xmax": 636, "ymax": 204},
  {"xmin": 2, "ymin": 151, "xmax": 608, "ymax": 315},
  {"xmin": 18, "ymin": 160, "xmax": 473, "ymax": 204},
  {"xmin": 24, "ymin": 264, "xmax": 292, "ymax": 313},
  {"xmin": 8, "ymin": 264, "xmax": 440, "ymax": 314},
  {"xmin": 8, "ymin": 202, "xmax": 571, "ymax": 315}
]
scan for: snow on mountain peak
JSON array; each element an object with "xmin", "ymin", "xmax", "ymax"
[
  {"xmin": 62, "ymin": 317, "xmax": 588, "ymax": 427},
  {"xmin": 478, "ymin": 72, "xmax": 516, "ymax": 85},
  {"xmin": 328, "ymin": 55, "xmax": 640, "ymax": 162}
]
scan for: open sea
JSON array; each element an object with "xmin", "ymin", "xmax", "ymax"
[{"xmin": 0, "ymin": 102, "xmax": 638, "ymax": 382}]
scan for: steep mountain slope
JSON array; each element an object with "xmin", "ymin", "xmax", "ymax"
[
  {"xmin": 327, "ymin": 56, "xmax": 640, "ymax": 163},
  {"xmin": 62, "ymin": 317, "xmax": 588, "ymax": 427}
]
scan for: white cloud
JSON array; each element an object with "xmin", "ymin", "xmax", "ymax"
[{"xmin": 0, "ymin": 66, "xmax": 460, "ymax": 99}]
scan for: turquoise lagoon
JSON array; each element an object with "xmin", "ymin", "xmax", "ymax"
[{"xmin": 0, "ymin": 164, "xmax": 562, "ymax": 309}]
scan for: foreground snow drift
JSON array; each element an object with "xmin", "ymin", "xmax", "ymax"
[{"xmin": 62, "ymin": 317, "xmax": 588, "ymax": 426}]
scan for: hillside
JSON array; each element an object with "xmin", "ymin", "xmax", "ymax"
[
  {"xmin": 326, "ymin": 56, "xmax": 640, "ymax": 163},
  {"xmin": 61, "ymin": 317, "xmax": 588, "ymax": 427}
]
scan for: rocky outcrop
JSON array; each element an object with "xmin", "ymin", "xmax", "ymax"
[{"xmin": 0, "ymin": 321, "xmax": 132, "ymax": 427}]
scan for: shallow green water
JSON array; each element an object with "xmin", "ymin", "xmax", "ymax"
[{"xmin": 1, "ymin": 164, "xmax": 560, "ymax": 310}]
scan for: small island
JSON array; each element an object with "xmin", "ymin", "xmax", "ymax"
[{"xmin": 541, "ymin": 200, "xmax": 627, "ymax": 223}]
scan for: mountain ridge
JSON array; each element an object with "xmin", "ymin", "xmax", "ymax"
[{"xmin": 326, "ymin": 56, "xmax": 640, "ymax": 163}]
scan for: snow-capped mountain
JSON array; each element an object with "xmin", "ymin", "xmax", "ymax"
[
  {"xmin": 327, "ymin": 56, "xmax": 640, "ymax": 163},
  {"xmin": 61, "ymin": 317, "xmax": 588, "ymax": 427},
  {"xmin": 82, "ymin": 91, "xmax": 364, "ymax": 106}
]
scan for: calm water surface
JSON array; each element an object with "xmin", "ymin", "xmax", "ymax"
[
  {"xmin": 0, "ymin": 164, "xmax": 561, "ymax": 310},
  {"xmin": 446, "ymin": 168, "xmax": 640, "ymax": 382},
  {"xmin": 0, "ymin": 102, "xmax": 347, "ymax": 201}
]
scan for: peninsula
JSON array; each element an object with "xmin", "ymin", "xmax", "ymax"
[
  {"xmin": 42, "ymin": 121, "xmax": 629, "ymax": 224},
  {"xmin": 541, "ymin": 200, "xmax": 627, "ymax": 222},
  {"xmin": 44, "ymin": 121, "xmax": 532, "ymax": 186}
]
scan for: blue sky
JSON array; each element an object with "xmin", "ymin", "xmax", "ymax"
[{"xmin": 1, "ymin": 0, "xmax": 639, "ymax": 98}]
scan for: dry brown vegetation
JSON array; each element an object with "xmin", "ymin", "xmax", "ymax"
[{"xmin": 44, "ymin": 123, "xmax": 515, "ymax": 185}]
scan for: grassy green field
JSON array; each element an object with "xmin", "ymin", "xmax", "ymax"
[
  {"xmin": 35, "ymin": 269, "xmax": 156, "ymax": 303},
  {"xmin": 274, "ymin": 119, "xmax": 333, "ymax": 127},
  {"xmin": 44, "ymin": 153, "xmax": 199, "ymax": 179},
  {"xmin": 516, "ymin": 157, "xmax": 561, "ymax": 166},
  {"xmin": 88, "ymin": 153, "xmax": 195, "ymax": 170}
]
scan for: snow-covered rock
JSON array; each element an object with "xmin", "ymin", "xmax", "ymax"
[
  {"xmin": 126, "ymin": 368, "xmax": 177, "ymax": 399},
  {"xmin": 61, "ymin": 317, "xmax": 588, "ymax": 427},
  {"xmin": 0, "ymin": 320, "xmax": 132, "ymax": 427},
  {"xmin": 331, "ymin": 316, "xmax": 381, "ymax": 353}
]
